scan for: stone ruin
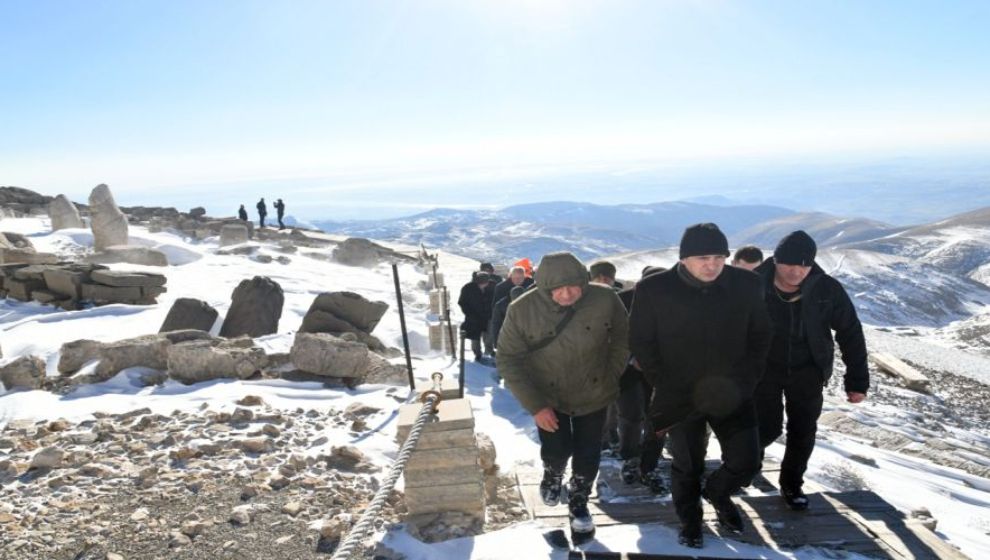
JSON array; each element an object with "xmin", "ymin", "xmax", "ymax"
[{"xmin": 0, "ymin": 263, "xmax": 167, "ymax": 309}]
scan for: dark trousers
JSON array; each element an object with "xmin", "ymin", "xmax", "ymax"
[
  {"xmin": 259, "ymin": 215, "xmax": 266, "ymax": 228},
  {"xmin": 755, "ymin": 364, "xmax": 824, "ymax": 491},
  {"xmin": 668, "ymin": 401, "xmax": 760, "ymax": 524},
  {"xmin": 277, "ymin": 214, "xmax": 285, "ymax": 229},
  {"xmin": 539, "ymin": 407, "xmax": 608, "ymax": 482},
  {"xmin": 617, "ymin": 366, "xmax": 665, "ymax": 472},
  {"xmin": 469, "ymin": 335, "xmax": 492, "ymax": 359}
]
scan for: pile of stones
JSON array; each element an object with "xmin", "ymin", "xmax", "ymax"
[{"xmin": 0, "ymin": 263, "xmax": 166, "ymax": 309}]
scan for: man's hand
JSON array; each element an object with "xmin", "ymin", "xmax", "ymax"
[
  {"xmin": 533, "ymin": 407, "xmax": 559, "ymax": 432},
  {"xmin": 846, "ymin": 391, "xmax": 867, "ymax": 404}
]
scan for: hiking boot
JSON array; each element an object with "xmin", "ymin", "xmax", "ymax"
[
  {"xmin": 702, "ymin": 487, "xmax": 744, "ymax": 534},
  {"xmin": 539, "ymin": 468, "xmax": 565, "ymax": 507},
  {"xmin": 640, "ymin": 467, "xmax": 668, "ymax": 495},
  {"xmin": 678, "ymin": 518, "xmax": 703, "ymax": 548},
  {"xmin": 620, "ymin": 457, "xmax": 641, "ymax": 485},
  {"xmin": 782, "ymin": 487, "xmax": 810, "ymax": 511},
  {"xmin": 567, "ymin": 476, "xmax": 594, "ymax": 534}
]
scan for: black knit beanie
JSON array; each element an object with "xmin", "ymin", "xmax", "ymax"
[
  {"xmin": 679, "ymin": 223, "xmax": 730, "ymax": 259},
  {"xmin": 774, "ymin": 230, "xmax": 817, "ymax": 266}
]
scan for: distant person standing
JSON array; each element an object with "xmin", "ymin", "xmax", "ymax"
[
  {"xmin": 274, "ymin": 198, "xmax": 286, "ymax": 230},
  {"xmin": 753, "ymin": 231, "xmax": 869, "ymax": 511},
  {"xmin": 238, "ymin": 204, "xmax": 248, "ymax": 221},
  {"xmin": 458, "ymin": 271, "xmax": 496, "ymax": 362},
  {"xmin": 256, "ymin": 198, "xmax": 268, "ymax": 228},
  {"xmin": 732, "ymin": 245, "xmax": 764, "ymax": 271}
]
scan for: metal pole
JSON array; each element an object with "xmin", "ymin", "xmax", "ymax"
[
  {"xmin": 391, "ymin": 263, "xmax": 415, "ymax": 390},
  {"xmin": 442, "ymin": 286, "xmax": 456, "ymax": 358},
  {"xmin": 458, "ymin": 327, "xmax": 466, "ymax": 399}
]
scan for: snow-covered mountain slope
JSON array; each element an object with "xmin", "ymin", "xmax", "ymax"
[
  {"xmin": 314, "ymin": 201, "xmax": 794, "ymax": 263},
  {"xmin": 732, "ymin": 211, "xmax": 901, "ymax": 248},
  {"xmin": 842, "ymin": 206, "xmax": 990, "ymax": 279}
]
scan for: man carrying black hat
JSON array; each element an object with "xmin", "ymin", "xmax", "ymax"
[
  {"xmin": 458, "ymin": 270, "xmax": 496, "ymax": 362},
  {"xmin": 752, "ymin": 231, "xmax": 869, "ymax": 511},
  {"xmin": 629, "ymin": 223, "xmax": 772, "ymax": 548}
]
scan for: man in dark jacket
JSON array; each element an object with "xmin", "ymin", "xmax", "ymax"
[
  {"xmin": 274, "ymin": 198, "xmax": 286, "ymax": 229},
  {"xmin": 616, "ymin": 266, "xmax": 667, "ymax": 494},
  {"xmin": 753, "ymin": 231, "xmax": 868, "ymax": 511},
  {"xmin": 629, "ymin": 223, "xmax": 772, "ymax": 548},
  {"xmin": 489, "ymin": 285, "xmax": 526, "ymax": 351},
  {"xmin": 493, "ymin": 266, "xmax": 532, "ymax": 306},
  {"xmin": 499, "ymin": 252, "xmax": 629, "ymax": 537},
  {"xmin": 238, "ymin": 204, "xmax": 248, "ymax": 221},
  {"xmin": 458, "ymin": 271, "xmax": 495, "ymax": 362},
  {"xmin": 256, "ymin": 198, "xmax": 267, "ymax": 228}
]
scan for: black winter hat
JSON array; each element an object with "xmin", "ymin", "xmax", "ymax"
[
  {"xmin": 774, "ymin": 230, "xmax": 817, "ymax": 266},
  {"xmin": 474, "ymin": 271, "xmax": 491, "ymax": 283},
  {"xmin": 679, "ymin": 223, "xmax": 730, "ymax": 259}
]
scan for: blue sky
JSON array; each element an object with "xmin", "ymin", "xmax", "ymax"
[{"xmin": 2, "ymin": 1, "xmax": 989, "ymax": 218}]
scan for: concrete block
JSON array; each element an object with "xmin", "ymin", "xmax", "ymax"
[
  {"xmin": 397, "ymin": 398, "xmax": 474, "ymax": 441},
  {"xmin": 406, "ymin": 446, "xmax": 480, "ymax": 472},
  {"xmin": 404, "ymin": 481, "xmax": 485, "ymax": 516},
  {"xmin": 413, "ymin": 377, "xmax": 461, "ymax": 402},
  {"xmin": 404, "ymin": 463, "xmax": 482, "ymax": 487},
  {"xmin": 404, "ymin": 427, "xmax": 477, "ymax": 450}
]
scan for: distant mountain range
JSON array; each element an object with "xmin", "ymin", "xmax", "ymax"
[{"xmin": 314, "ymin": 200, "xmax": 795, "ymax": 262}]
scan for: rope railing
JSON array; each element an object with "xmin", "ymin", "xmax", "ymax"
[{"xmin": 330, "ymin": 372, "xmax": 445, "ymax": 560}]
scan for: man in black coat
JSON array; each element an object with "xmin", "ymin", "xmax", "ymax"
[
  {"xmin": 274, "ymin": 198, "xmax": 286, "ymax": 229},
  {"xmin": 238, "ymin": 205, "xmax": 248, "ymax": 221},
  {"xmin": 629, "ymin": 223, "xmax": 772, "ymax": 548},
  {"xmin": 616, "ymin": 266, "xmax": 667, "ymax": 494},
  {"xmin": 458, "ymin": 271, "xmax": 495, "ymax": 362},
  {"xmin": 256, "ymin": 198, "xmax": 267, "ymax": 228},
  {"xmin": 753, "ymin": 231, "xmax": 869, "ymax": 511},
  {"xmin": 492, "ymin": 266, "xmax": 532, "ymax": 306}
]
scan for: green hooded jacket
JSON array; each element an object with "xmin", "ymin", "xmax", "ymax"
[{"xmin": 498, "ymin": 252, "xmax": 629, "ymax": 416}]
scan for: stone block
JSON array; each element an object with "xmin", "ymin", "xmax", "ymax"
[
  {"xmin": 0, "ymin": 248, "xmax": 57, "ymax": 265},
  {"xmin": 428, "ymin": 272, "xmax": 445, "ymax": 290},
  {"xmin": 404, "ymin": 481, "xmax": 484, "ymax": 516},
  {"xmin": 31, "ymin": 289, "xmax": 59, "ymax": 304},
  {"xmin": 81, "ymin": 283, "xmax": 142, "ymax": 302},
  {"xmin": 42, "ymin": 268, "xmax": 87, "ymax": 299},
  {"xmin": 397, "ymin": 398, "xmax": 474, "ymax": 441},
  {"xmin": 405, "ymin": 446, "xmax": 480, "ymax": 472},
  {"xmin": 413, "ymin": 377, "xmax": 461, "ymax": 402},
  {"xmin": 5, "ymin": 278, "xmax": 46, "ymax": 301},
  {"xmin": 404, "ymin": 463, "xmax": 482, "ymax": 487},
  {"xmin": 428, "ymin": 323, "xmax": 446, "ymax": 351},
  {"xmin": 90, "ymin": 269, "xmax": 167, "ymax": 287},
  {"xmin": 398, "ymin": 427, "xmax": 477, "ymax": 450}
]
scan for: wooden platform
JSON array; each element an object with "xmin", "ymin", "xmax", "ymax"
[{"xmin": 517, "ymin": 459, "xmax": 968, "ymax": 559}]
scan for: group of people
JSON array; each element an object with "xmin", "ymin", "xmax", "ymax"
[
  {"xmin": 238, "ymin": 198, "xmax": 286, "ymax": 229},
  {"xmin": 457, "ymin": 259, "xmax": 534, "ymax": 365},
  {"xmin": 494, "ymin": 224, "xmax": 869, "ymax": 548}
]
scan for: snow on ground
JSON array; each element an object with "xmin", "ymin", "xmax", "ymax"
[{"xmin": 2, "ymin": 216, "xmax": 989, "ymax": 559}]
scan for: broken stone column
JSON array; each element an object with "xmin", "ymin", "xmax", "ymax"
[
  {"xmin": 48, "ymin": 194, "xmax": 85, "ymax": 230},
  {"xmin": 88, "ymin": 184, "xmax": 129, "ymax": 251},
  {"xmin": 428, "ymin": 289, "xmax": 449, "ymax": 316},
  {"xmin": 397, "ymin": 397, "xmax": 485, "ymax": 521}
]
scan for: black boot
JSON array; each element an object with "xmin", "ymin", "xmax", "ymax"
[
  {"xmin": 621, "ymin": 457, "xmax": 640, "ymax": 485},
  {"xmin": 539, "ymin": 467, "xmax": 565, "ymax": 507},
  {"xmin": 640, "ymin": 466, "xmax": 668, "ymax": 495},
  {"xmin": 702, "ymin": 487, "xmax": 744, "ymax": 534},
  {"xmin": 567, "ymin": 476, "xmax": 595, "ymax": 534},
  {"xmin": 678, "ymin": 517, "xmax": 703, "ymax": 548},
  {"xmin": 782, "ymin": 486, "xmax": 810, "ymax": 511}
]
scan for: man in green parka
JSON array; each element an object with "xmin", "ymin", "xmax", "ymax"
[{"xmin": 498, "ymin": 252, "xmax": 629, "ymax": 536}]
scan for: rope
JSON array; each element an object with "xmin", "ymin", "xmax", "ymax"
[{"xmin": 330, "ymin": 374, "xmax": 443, "ymax": 560}]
